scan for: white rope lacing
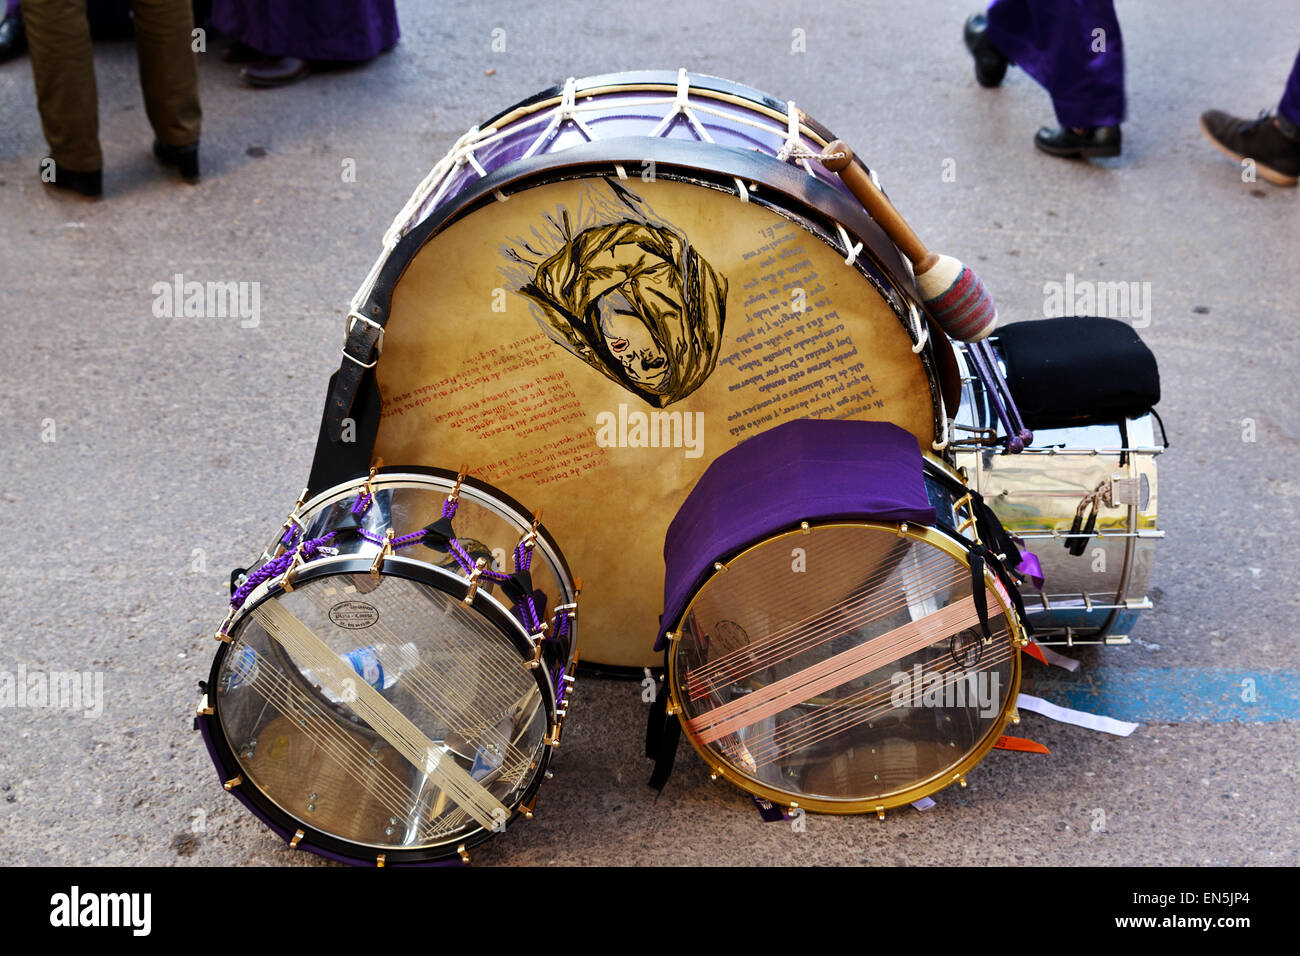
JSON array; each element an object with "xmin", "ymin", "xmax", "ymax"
[
  {"xmin": 834, "ymin": 223, "xmax": 863, "ymax": 267},
  {"xmin": 346, "ymin": 74, "xmax": 851, "ymax": 323}
]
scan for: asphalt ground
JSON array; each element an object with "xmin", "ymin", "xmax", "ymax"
[{"xmin": 0, "ymin": 0, "xmax": 1296, "ymax": 867}]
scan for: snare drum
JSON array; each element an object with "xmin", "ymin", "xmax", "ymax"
[
  {"xmin": 309, "ymin": 69, "xmax": 962, "ymax": 670},
  {"xmin": 196, "ymin": 467, "xmax": 579, "ymax": 866},
  {"xmin": 655, "ymin": 419, "xmax": 1024, "ymax": 814},
  {"xmin": 950, "ymin": 340, "xmax": 1163, "ymax": 645}
]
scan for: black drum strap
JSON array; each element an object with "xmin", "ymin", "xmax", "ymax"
[
  {"xmin": 965, "ymin": 489, "xmax": 1036, "ymax": 637},
  {"xmin": 969, "ymin": 551, "xmax": 991, "ymax": 639},
  {"xmin": 645, "ymin": 654, "xmax": 681, "ymax": 792},
  {"xmin": 306, "ymin": 369, "xmax": 382, "ymax": 497}
]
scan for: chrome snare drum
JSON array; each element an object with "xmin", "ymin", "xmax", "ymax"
[
  {"xmin": 196, "ymin": 467, "xmax": 579, "ymax": 866},
  {"xmin": 951, "ymin": 340, "xmax": 1163, "ymax": 645}
]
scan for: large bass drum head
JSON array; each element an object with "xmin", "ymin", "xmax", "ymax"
[{"xmin": 372, "ymin": 168, "xmax": 938, "ymax": 668}]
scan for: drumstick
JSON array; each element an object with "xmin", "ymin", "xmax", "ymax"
[{"xmin": 822, "ymin": 140, "xmax": 997, "ymax": 342}]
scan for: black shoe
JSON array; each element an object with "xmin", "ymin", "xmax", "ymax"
[
  {"xmin": 40, "ymin": 161, "xmax": 102, "ymax": 198},
  {"xmin": 0, "ymin": 15, "xmax": 25, "ymax": 63},
  {"xmin": 153, "ymin": 139, "xmax": 200, "ymax": 181},
  {"xmin": 1199, "ymin": 109, "xmax": 1300, "ymax": 186},
  {"xmin": 1034, "ymin": 125, "xmax": 1122, "ymax": 158},
  {"xmin": 964, "ymin": 13, "xmax": 1008, "ymax": 88}
]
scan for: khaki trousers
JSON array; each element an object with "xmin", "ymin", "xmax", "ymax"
[{"xmin": 25, "ymin": 0, "xmax": 201, "ymax": 172}]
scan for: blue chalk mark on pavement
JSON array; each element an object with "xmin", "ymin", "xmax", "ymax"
[{"xmin": 1021, "ymin": 668, "xmax": 1300, "ymax": 723}]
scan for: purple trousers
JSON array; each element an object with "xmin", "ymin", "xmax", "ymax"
[
  {"xmin": 1281, "ymin": 47, "xmax": 1300, "ymax": 126},
  {"xmin": 211, "ymin": 0, "xmax": 399, "ymax": 61},
  {"xmin": 986, "ymin": 0, "xmax": 1126, "ymax": 128}
]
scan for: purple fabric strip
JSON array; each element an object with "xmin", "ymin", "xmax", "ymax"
[
  {"xmin": 655, "ymin": 419, "xmax": 937, "ymax": 650},
  {"xmin": 1015, "ymin": 549, "xmax": 1045, "ymax": 590}
]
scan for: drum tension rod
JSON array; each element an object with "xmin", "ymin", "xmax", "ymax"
[
  {"xmin": 519, "ymin": 794, "xmax": 538, "ymax": 820},
  {"xmin": 526, "ymin": 622, "xmax": 548, "ymax": 668},
  {"xmin": 370, "ymin": 528, "xmax": 395, "ymax": 578},
  {"xmin": 463, "ymin": 556, "xmax": 487, "ymax": 604}
]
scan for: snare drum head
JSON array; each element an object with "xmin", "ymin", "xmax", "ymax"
[
  {"xmin": 210, "ymin": 559, "xmax": 551, "ymax": 862},
  {"xmin": 668, "ymin": 523, "xmax": 1021, "ymax": 811},
  {"xmin": 368, "ymin": 110, "xmax": 944, "ymax": 668}
]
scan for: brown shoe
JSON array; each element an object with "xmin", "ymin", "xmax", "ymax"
[
  {"xmin": 1199, "ymin": 109, "xmax": 1300, "ymax": 186},
  {"xmin": 239, "ymin": 56, "xmax": 310, "ymax": 88}
]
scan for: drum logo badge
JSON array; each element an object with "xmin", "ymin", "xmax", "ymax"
[{"xmin": 328, "ymin": 600, "xmax": 380, "ymax": 629}]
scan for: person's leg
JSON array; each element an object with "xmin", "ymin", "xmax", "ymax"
[
  {"xmin": 23, "ymin": 0, "xmax": 102, "ymax": 181},
  {"xmin": 129, "ymin": 0, "xmax": 201, "ymax": 149},
  {"xmin": 1198, "ymin": 45, "xmax": 1300, "ymax": 187},
  {"xmin": 1278, "ymin": 45, "xmax": 1300, "ymax": 128},
  {"xmin": 987, "ymin": 0, "xmax": 1125, "ymax": 129}
]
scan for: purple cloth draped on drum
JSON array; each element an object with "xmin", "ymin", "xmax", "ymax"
[
  {"xmin": 211, "ymin": 0, "xmax": 399, "ymax": 61},
  {"xmin": 985, "ymin": 0, "xmax": 1126, "ymax": 128},
  {"xmin": 655, "ymin": 419, "xmax": 937, "ymax": 651}
]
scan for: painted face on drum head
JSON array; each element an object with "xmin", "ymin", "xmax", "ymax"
[
  {"xmin": 594, "ymin": 289, "xmax": 671, "ymax": 392},
  {"xmin": 501, "ymin": 179, "xmax": 727, "ymax": 408}
]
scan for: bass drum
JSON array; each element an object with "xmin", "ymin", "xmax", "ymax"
[
  {"xmin": 310, "ymin": 69, "xmax": 961, "ymax": 670},
  {"xmin": 950, "ymin": 340, "xmax": 1163, "ymax": 645}
]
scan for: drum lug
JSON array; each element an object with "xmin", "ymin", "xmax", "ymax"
[
  {"xmin": 289, "ymin": 829, "xmax": 304, "ymax": 849},
  {"xmin": 526, "ymin": 626, "xmax": 547, "ymax": 669},
  {"xmin": 519, "ymin": 794, "xmax": 538, "ymax": 820},
  {"xmin": 875, "ymin": 805, "xmax": 886, "ymax": 820},
  {"xmin": 370, "ymin": 528, "xmax": 395, "ymax": 579},
  {"xmin": 282, "ymin": 547, "xmax": 307, "ymax": 592},
  {"xmin": 457, "ymin": 844, "xmax": 470, "ymax": 864},
  {"xmin": 1010, "ymin": 708, "xmax": 1021, "ymax": 726},
  {"xmin": 462, "ymin": 556, "xmax": 486, "ymax": 603},
  {"xmin": 223, "ymin": 775, "xmax": 243, "ymax": 791},
  {"xmin": 214, "ymin": 608, "xmax": 236, "ymax": 643},
  {"xmin": 376, "ymin": 854, "xmax": 386, "ymax": 868},
  {"xmin": 195, "ymin": 694, "xmax": 214, "ymax": 717},
  {"xmin": 361, "ymin": 457, "xmax": 385, "ymax": 501},
  {"xmin": 799, "ymin": 521, "xmax": 811, "ymax": 535}
]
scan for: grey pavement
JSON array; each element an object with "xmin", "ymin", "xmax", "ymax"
[{"xmin": 0, "ymin": 0, "xmax": 1297, "ymax": 866}]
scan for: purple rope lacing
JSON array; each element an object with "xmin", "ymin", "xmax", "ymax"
[
  {"xmin": 237, "ymin": 490, "xmax": 549, "ymax": 635},
  {"xmin": 230, "ymin": 532, "xmax": 338, "ymax": 613},
  {"xmin": 554, "ymin": 664, "xmax": 568, "ymax": 708}
]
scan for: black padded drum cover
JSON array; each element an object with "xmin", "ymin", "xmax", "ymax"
[{"xmin": 998, "ymin": 317, "xmax": 1159, "ymax": 430}]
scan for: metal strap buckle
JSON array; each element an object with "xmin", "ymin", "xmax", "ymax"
[{"xmin": 342, "ymin": 311, "xmax": 384, "ymax": 369}]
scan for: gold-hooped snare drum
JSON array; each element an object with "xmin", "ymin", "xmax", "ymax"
[
  {"xmin": 197, "ymin": 467, "xmax": 579, "ymax": 865},
  {"xmin": 655, "ymin": 419, "xmax": 1024, "ymax": 815},
  {"xmin": 950, "ymin": 338, "xmax": 1163, "ymax": 645},
  {"xmin": 309, "ymin": 69, "xmax": 964, "ymax": 670}
]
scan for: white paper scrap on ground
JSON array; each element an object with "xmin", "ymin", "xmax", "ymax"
[
  {"xmin": 1016, "ymin": 693, "xmax": 1139, "ymax": 737},
  {"xmin": 1040, "ymin": 646, "xmax": 1081, "ymax": 672},
  {"xmin": 911, "ymin": 797, "xmax": 937, "ymax": 812}
]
